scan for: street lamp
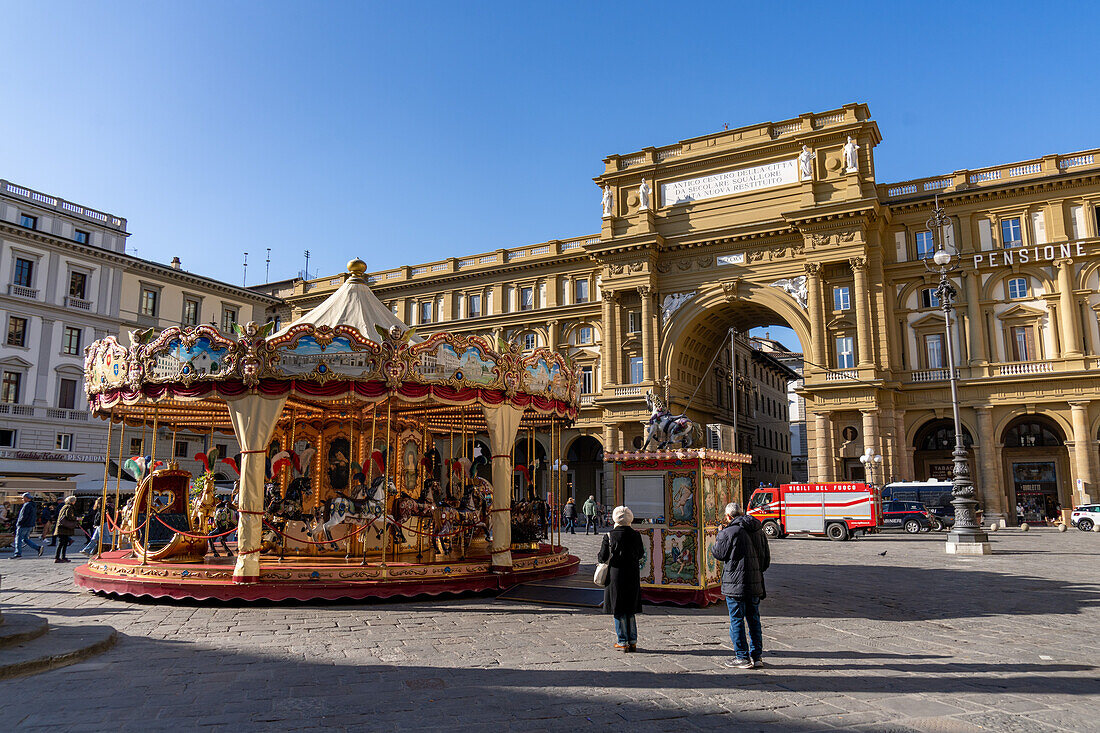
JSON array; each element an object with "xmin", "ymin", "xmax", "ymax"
[
  {"xmin": 859, "ymin": 448, "xmax": 883, "ymax": 486},
  {"xmin": 923, "ymin": 198, "xmax": 990, "ymax": 554}
]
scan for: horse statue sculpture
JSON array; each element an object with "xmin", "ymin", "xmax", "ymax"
[
  {"xmin": 642, "ymin": 390, "xmax": 702, "ymax": 450},
  {"xmin": 311, "ymin": 475, "xmax": 393, "ymax": 555}
]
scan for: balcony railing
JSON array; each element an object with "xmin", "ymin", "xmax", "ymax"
[
  {"xmin": 7, "ymin": 283, "xmax": 38, "ymax": 299},
  {"xmin": 0, "ymin": 404, "xmax": 36, "ymax": 416},
  {"xmin": 909, "ymin": 368, "xmax": 960, "ymax": 383},
  {"xmin": 65, "ymin": 296, "xmax": 92, "ymax": 311},
  {"xmin": 996, "ymin": 361, "xmax": 1055, "ymax": 376},
  {"xmin": 45, "ymin": 408, "xmax": 89, "ymax": 421},
  {"xmin": 612, "ymin": 385, "xmax": 642, "ymax": 397},
  {"xmin": 579, "ymin": 394, "xmax": 595, "ymax": 406},
  {"xmin": 825, "ymin": 370, "xmax": 858, "ymax": 381}
]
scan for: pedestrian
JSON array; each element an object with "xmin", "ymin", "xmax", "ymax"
[
  {"xmin": 80, "ymin": 499, "xmax": 109, "ymax": 554},
  {"xmin": 563, "ymin": 497, "xmax": 578, "ymax": 534},
  {"xmin": 597, "ymin": 505, "xmax": 644, "ymax": 651},
  {"xmin": 582, "ymin": 494, "xmax": 599, "ymax": 534},
  {"xmin": 53, "ymin": 495, "xmax": 79, "ymax": 563},
  {"xmin": 42, "ymin": 502, "xmax": 57, "ymax": 545},
  {"xmin": 0, "ymin": 501, "xmax": 11, "ymax": 531},
  {"xmin": 10, "ymin": 493, "xmax": 44, "ymax": 558},
  {"xmin": 711, "ymin": 501, "xmax": 770, "ymax": 669}
]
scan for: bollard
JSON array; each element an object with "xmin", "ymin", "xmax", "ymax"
[
  {"xmin": 988, "ymin": 523, "xmax": 998, "ymax": 532},
  {"xmin": 1020, "ymin": 523, "xmax": 1030, "ymax": 532},
  {"xmin": 999, "ymin": 519, "xmax": 1008, "ymax": 529},
  {"xmin": 1057, "ymin": 524, "xmax": 1067, "ymax": 532},
  {"xmin": 1092, "ymin": 523, "xmax": 1100, "ymax": 533}
]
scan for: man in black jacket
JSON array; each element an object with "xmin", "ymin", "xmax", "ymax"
[
  {"xmin": 11, "ymin": 493, "xmax": 44, "ymax": 558},
  {"xmin": 710, "ymin": 501, "xmax": 770, "ymax": 669}
]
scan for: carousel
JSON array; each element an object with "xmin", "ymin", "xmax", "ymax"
[{"xmin": 74, "ymin": 259, "xmax": 580, "ymax": 602}]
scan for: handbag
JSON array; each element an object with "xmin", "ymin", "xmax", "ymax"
[{"xmin": 593, "ymin": 561, "xmax": 610, "ymax": 587}]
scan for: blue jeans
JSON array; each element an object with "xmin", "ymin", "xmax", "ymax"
[
  {"xmin": 13, "ymin": 527, "xmax": 42, "ymax": 556},
  {"xmin": 565, "ymin": 517, "xmax": 576, "ymax": 534},
  {"xmin": 614, "ymin": 615, "xmax": 637, "ymax": 645},
  {"xmin": 726, "ymin": 596, "xmax": 762, "ymax": 661}
]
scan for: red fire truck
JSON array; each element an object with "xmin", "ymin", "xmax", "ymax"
[{"xmin": 746, "ymin": 482, "xmax": 881, "ymax": 541}]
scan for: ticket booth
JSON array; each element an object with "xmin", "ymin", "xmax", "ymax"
[{"xmin": 606, "ymin": 448, "xmax": 751, "ymax": 606}]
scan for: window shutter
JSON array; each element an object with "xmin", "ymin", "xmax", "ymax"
[
  {"xmin": 1025, "ymin": 327, "xmax": 1036, "ymax": 361},
  {"xmin": 1071, "ymin": 205, "xmax": 1086, "ymax": 240},
  {"xmin": 978, "ymin": 220, "xmax": 993, "ymax": 251},
  {"xmin": 1031, "ymin": 211, "xmax": 1047, "ymax": 245}
]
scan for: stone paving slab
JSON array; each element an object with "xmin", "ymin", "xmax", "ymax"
[{"xmin": 0, "ymin": 528, "xmax": 1098, "ymax": 731}]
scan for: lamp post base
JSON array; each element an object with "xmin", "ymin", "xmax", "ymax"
[{"xmin": 945, "ymin": 529, "xmax": 991, "ymax": 555}]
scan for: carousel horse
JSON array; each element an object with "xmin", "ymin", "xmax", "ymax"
[
  {"xmin": 311, "ymin": 476, "xmax": 393, "ymax": 551},
  {"xmin": 434, "ymin": 483, "xmax": 492, "ymax": 556},
  {"xmin": 642, "ymin": 390, "xmax": 702, "ymax": 450},
  {"xmin": 510, "ymin": 487, "xmax": 549, "ymax": 544},
  {"xmin": 392, "ymin": 486, "xmax": 439, "ymax": 548},
  {"xmin": 262, "ymin": 477, "xmax": 314, "ymax": 555}
]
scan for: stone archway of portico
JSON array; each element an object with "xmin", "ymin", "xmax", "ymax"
[{"xmin": 659, "ymin": 280, "xmax": 812, "ymax": 385}]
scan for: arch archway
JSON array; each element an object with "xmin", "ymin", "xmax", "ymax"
[
  {"xmin": 512, "ymin": 435, "xmax": 548, "ymax": 499},
  {"xmin": 660, "ymin": 281, "xmax": 809, "ymax": 487},
  {"xmin": 911, "ymin": 419, "xmax": 975, "ymax": 483},
  {"xmin": 1000, "ymin": 415, "xmax": 1069, "ymax": 523},
  {"xmin": 565, "ymin": 434, "xmax": 605, "ymax": 507}
]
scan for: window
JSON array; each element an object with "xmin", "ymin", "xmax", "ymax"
[
  {"xmin": 7, "ymin": 317, "xmax": 27, "ymax": 347},
  {"xmin": 419, "ymin": 301, "xmax": 433, "ymax": 324},
  {"xmin": 523, "ymin": 333, "xmax": 536, "ymax": 350},
  {"xmin": 833, "ymin": 286, "xmax": 850, "ymax": 311},
  {"xmin": 921, "ymin": 288, "xmax": 940, "ymax": 309},
  {"xmin": 924, "ymin": 334, "xmax": 944, "ymax": 369},
  {"xmin": 19, "ymin": 213, "xmax": 37, "ymax": 229},
  {"xmin": 1, "ymin": 372, "xmax": 21, "ymax": 403},
  {"xmin": 520, "ymin": 287, "xmax": 534, "ymax": 311},
  {"xmin": 628, "ymin": 311, "xmax": 640, "ymax": 333},
  {"xmin": 215, "ymin": 443, "xmax": 228, "ymax": 457},
  {"xmin": 56, "ymin": 433, "xmax": 73, "ymax": 451},
  {"xmin": 58, "ymin": 378, "xmax": 78, "ymax": 409},
  {"xmin": 63, "ymin": 326, "xmax": 82, "ymax": 355},
  {"xmin": 140, "ymin": 288, "xmax": 158, "ymax": 317},
  {"xmin": 0, "ymin": 429, "xmax": 14, "ymax": 448},
  {"xmin": 13, "ymin": 258, "xmax": 34, "ymax": 287},
  {"xmin": 579, "ymin": 366, "xmax": 594, "ymax": 394},
  {"xmin": 577, "ymin": 326, "xmax": 593, "ymax": 344},
  {"xmin": 836, "ymin": 337, "xmax": 855, "ymax": 369},
  {"xmin": 915, "ymin": 231, "xmax": 935, "ymax": 260},
  {"xmin": 629, "ymin": 357, "xmax": 644, "ymax": 384},
  {"xmin": 68, "ymin": 271, "xmax": 87, "ymax": 300},
  {"xmin": 174, "ymin": 441, "xmax": 189, "ymax": 458},
  {"xmin": 467, "ymin": 294, "xmax": 481, "ymax": 318},
  {"xmin": 129, "ymin": 437, "xmax": 143, "ymax": 455},
  {"xmin": 1008, "ymin": 325, "xmax": 1035, "ymax": 361},
  {"xmin": 1001, "ymin": 218, "xmax": 1022, "ymax": 248},
  {"xmin": 1007, "ymin": 277, "xmax": 1029, "ymax": 299},
  {"xmin": 183, "ymin": 299, "xmax": 199, "ymax": 326},
  {"xmin": 73, "ymin": 229, "xmax": 89, "ymax": 244},
  {"xmin": 221, "ymin": 308, "xmax": 238, "ymax": 332},
  {"xmin": 575, "ymin": 279, "xmax": 589, "ymax": 303}
]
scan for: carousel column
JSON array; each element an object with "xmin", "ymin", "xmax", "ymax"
[
  {"xmin": 228, "ymin": 394, "xmax": 288, "ymax": 583},
  {"xmin": 482, "ymin": 403, "xmax": 524, "ymax": 571}
]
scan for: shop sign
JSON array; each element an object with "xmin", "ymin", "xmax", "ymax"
[
  {"xmin": 972, "ymin": 242, "xmax": 1089, "ymax": 268},
  {"xmin": 0, "ymin": 449, "xmax": 102, "ymax": 463}
]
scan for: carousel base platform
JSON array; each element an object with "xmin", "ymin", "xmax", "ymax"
[
  {"xmin": 641, "ymin": 587, "xmax": 724, "ymax": 607},
  {"xmin": 74, "ymin": 544, "xmax": 579, "ymax": 603}
]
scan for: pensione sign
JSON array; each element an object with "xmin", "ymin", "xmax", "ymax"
[{"xmin": 972, "ymin": 242, "xmax": 1089, "ymax": 268}]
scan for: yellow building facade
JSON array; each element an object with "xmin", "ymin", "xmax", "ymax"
[{"xmin": 274, "ymin": 104, "xmax": 1100, "ymax": 524}]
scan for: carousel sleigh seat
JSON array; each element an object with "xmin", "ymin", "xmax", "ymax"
[{"xmin": 131, "ymin": 466, "xmax": 207, "ymax": 563}]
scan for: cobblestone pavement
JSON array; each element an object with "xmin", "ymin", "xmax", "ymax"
[{"xmin": 1, "ymin": 527, "xmax": 1098, "ymax": 732}]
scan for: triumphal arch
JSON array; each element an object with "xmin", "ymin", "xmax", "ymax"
[{"xmin": 279, "ymin": 103, "xmax": 1100, "ymax": 525}]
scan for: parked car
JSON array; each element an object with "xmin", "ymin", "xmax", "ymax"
[
  {"xmin": 1070, "ymin": 504, "xmax": 1100, "ymax": 531},
  {"xmin": 882, "ymin": 481, "xmax": 954, "ymax": 530},
  {"xmin": 881, "ymin": 500, "xmax": 934, "ymax": 533}
]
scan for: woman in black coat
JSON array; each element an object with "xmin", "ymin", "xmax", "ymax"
[{"xmin": 597, "ymin": 505, "xmax": 644, "ymax": 651}]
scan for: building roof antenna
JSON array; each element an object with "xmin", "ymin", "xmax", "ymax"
[
  {"xmin": 266, "ymin": 248, "xmax": 271, "ymax": 282},
  {"xmin": 243, "ymin": 251, "xmax": 248, "ymax": 286}
]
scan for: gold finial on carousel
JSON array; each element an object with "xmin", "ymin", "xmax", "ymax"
[{"xmin": 347, "ymin": 258, "xmax": 368, "ymax": 282}]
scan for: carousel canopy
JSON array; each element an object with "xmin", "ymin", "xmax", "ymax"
[{"xmin": 83, "ymin": 258, "xmax": 579, "ymax": 432}]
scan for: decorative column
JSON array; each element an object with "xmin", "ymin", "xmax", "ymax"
[
  {"xmin": 850, "ymin": 257, "xmax": 874, "ymax": 368},
  {"xmin": 1070, "ymin": 401, "xmax": 1095, "ymax": 505},
  {"xmin": 974, "ymin": 406, "xmax": 1006, "ymax": 522},
  {"xmin": 602, "ymin": 289, "xmax": 620, "ymax": 384},
  {"xmin": 894, "ymin": 410, "xmax": 908, "ymax": 482},
  {"xmin": 963, "ymin": 271, "xmax": 986, "ymax": 365},
  {"xmin": 861, "ymin": 408, "xmax": 879, "ymax": 476},
  {"xmin": 813, "ymin": 411, "xmax": 832, "ymax": 482},
  {"xmin": 546, "ymin": 319, "xmax": 558, "ymax": 353},
  {"xmin": 639, "ymin": 285, "xmax": 655, "ymax": 382},
  {"xmin": 805, "ymin": 263, "xmax": 826, "ymax": 372},
  {"xmin": 1056, "ymin": 259, "xmax": 1082, "ymax": 357}
]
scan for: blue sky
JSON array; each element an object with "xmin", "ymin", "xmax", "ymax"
[{"xmin": 3, "ymin": 2, "xmax": 1099, "ymax": 351}]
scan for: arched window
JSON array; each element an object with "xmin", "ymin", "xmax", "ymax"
[
  {"xmin": 1007, "ymin": 277, "xmax": 1029, "ymax": 299},
  {"xmin": 914, "ymin": 420, "xmax": 973, "ymax": 450},
  {"xmin": 1003, "ymin": 419, "xmax": 1064, "ymax": 447}
]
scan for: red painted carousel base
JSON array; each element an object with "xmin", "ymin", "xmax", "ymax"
[{"xmin": 74, "ymin": 544, "xmax": 579, "ymax": 603}]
